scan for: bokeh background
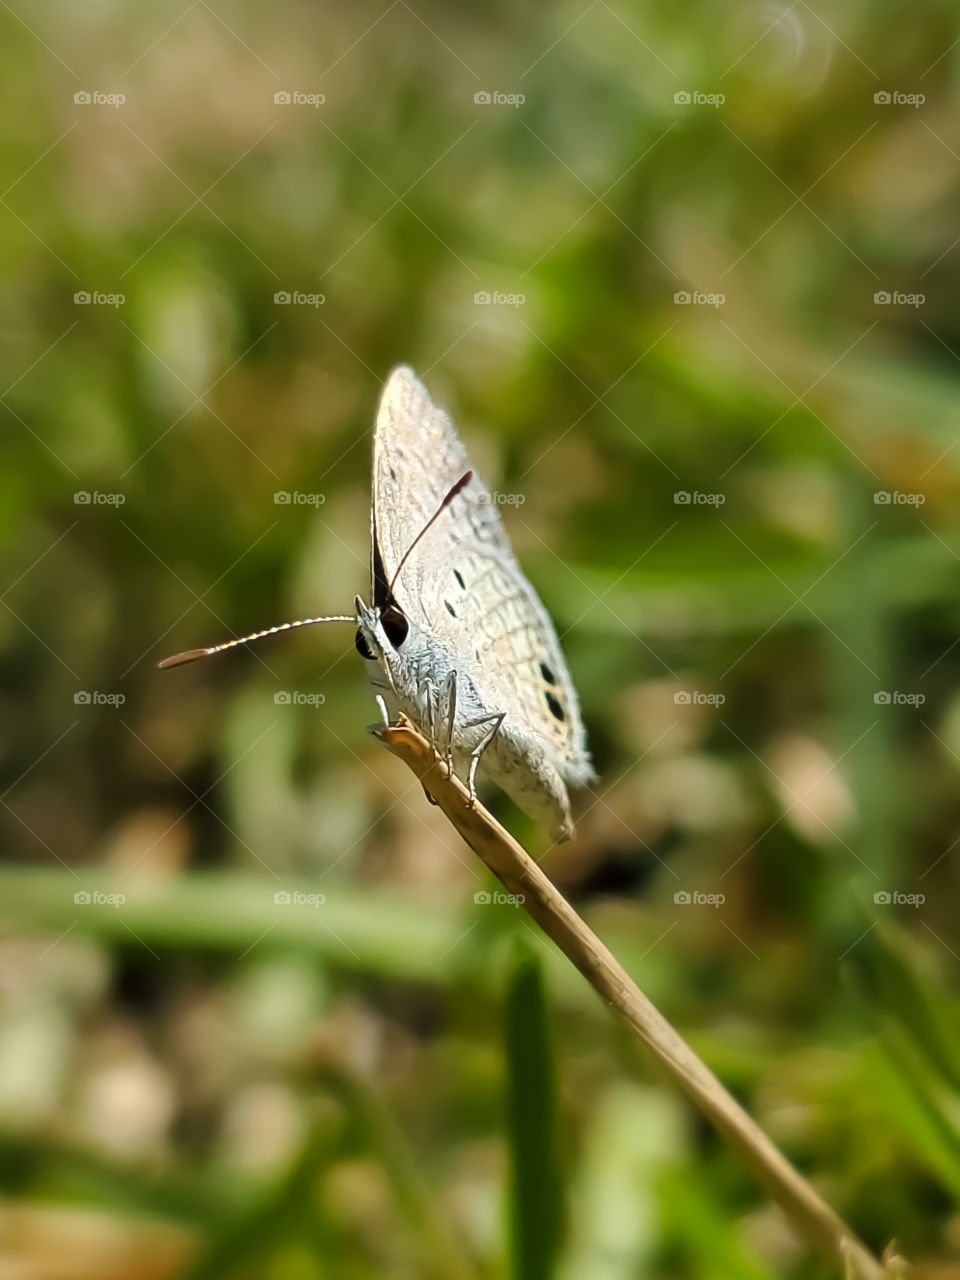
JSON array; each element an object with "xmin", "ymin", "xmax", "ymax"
[{"xmin": 2, "ymin": 1, "xmax": 960, "ymax": 1276}]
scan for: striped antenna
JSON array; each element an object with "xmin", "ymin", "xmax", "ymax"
[
  {"xmin": 159, "ymin": 472, "xmax": 471, "ymax": 671},
  {"xmin": 387, "ymin": 470, "xmax": 472, "ymax": 597},
  {"xmin": 157, "ymin": 615, "xmax": 353, "ymax": 669}
]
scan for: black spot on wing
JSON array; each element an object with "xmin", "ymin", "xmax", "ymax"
[
  {"xmin": 540, "ymin": 661, "xmax": 557, "ymax": 685},
  {"xmin": 444, "ymin": 600, "xmax": 457, "ymax": 617},
  {"xmin": 454, "ymin": 569, "xmax": 465, "ymax": 589},
  {"xmin": 545, "ymin": 691, "xmax": 566, "ymax": 721}
]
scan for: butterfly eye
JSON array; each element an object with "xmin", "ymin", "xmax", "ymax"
[
  {"xmin": 355, "ymin": 630, "xmax": 374, "ymax": 660},
  {"xmin": 381, "ymin": 605, "xmax": 409, "ymax": 649}
]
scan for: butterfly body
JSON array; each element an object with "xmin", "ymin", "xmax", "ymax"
[
  {"xmin": 356, "ymin": 367, "xmax": 594, "ymax": 840},
  {"xmin": 355, "ymin": 596, "xmax": 585, "ymax": 838}
]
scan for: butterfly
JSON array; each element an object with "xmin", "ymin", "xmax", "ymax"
[{"xmin": 160, "ymin": 366, "xmax": 595, "ymax": 839}]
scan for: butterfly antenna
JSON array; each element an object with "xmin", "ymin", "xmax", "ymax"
[
  {"xmin": 157, "ymin": 615, "xmax": 353, "ymax": 669},
  {"xmin": 387, "ymin": 471, "xmax": 472, "ymax": 597},
  {"xmin": 159, "ymin": 471, "xmax": 471, "ymax": 669}
]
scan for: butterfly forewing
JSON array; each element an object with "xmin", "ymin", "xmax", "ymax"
[{"xmin": 373, "ymin": 366, "xmax": 591, "ymax": 782}]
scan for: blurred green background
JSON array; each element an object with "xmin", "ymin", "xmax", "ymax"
[{"xmin": 2, "ymin": 0, "xmax": 960, "ymax": 1276}]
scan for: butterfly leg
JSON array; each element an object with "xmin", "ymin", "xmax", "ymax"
[
  {"xmin": 416, "ymin": 677, "xmax": 438, "ymax": 742},
  {"xmin": 415, "ymin": 673, "xmax": 457, "ymax": 778},
  {"xmin": 460, "ymin": 710, "xmax": 506, "ymax": 808},
  {"xmin": 438, "ymin": 670, "xmax": 458, "ymax": 777},
  {"xmin": 410, "ymin": 677, "xmax": 442, "ymax": 807}
]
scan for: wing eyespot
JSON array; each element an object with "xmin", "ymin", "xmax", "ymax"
[
  {"xmin": 545, "ymin": 691, "xmax": 566, "ymax": 721},
  {"xmin": 539, "ymin": 661, "xmax": 557, "ymax": 685}
]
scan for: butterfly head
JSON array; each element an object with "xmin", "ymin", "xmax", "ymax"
[{"xmin": 354, "ymin": 595, "xmax": 409, "ymax": 665}]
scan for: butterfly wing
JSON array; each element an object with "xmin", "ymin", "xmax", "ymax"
[{"xmin": 372, "ymin": 366, "xmax": 593, "ymax": 784}]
